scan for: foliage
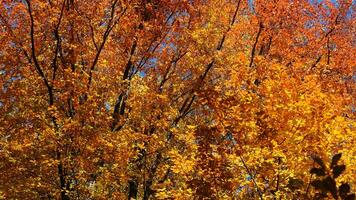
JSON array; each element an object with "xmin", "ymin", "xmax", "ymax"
[
  {"xmin": 0, "ymin": 0, "xmax": 355, "ymax": 199},
  {"xmin": 309, "ymin": 153, "xmax": 355, "ymax": 200}
]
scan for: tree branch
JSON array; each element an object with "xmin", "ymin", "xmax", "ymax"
[
  {"xmin": 87, "ymin": 1, "xmax": 126, "ymax": 89},
  {"xmin": 249, "ymin": 22, "xmax": 263, "ymax": 68}
]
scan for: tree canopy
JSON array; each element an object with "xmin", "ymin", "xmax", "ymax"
[{"xmin": 0, "ymin": 0, "xmax": 355, "ymax": 199}]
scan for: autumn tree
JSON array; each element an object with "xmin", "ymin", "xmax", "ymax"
[{"xmin": 0, "ymin": 0, "xmax": 355, "ymax": 199}]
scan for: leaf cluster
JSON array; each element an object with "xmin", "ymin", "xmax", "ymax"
[{"xmin": 310, "ymin": 153, "xmax": 355, "ymax": 200}]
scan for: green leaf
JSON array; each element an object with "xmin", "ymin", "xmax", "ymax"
[
  {"xmin": 312, "ymin": 155, "xmax": 326, "ymax": 170},
  {"xmin": 311, "ymin": 180, "xmax": 326, "ymax": 192},
  {"xmin": 333, "ymin": 165, "xmax": 346, "ymax": 178},
  {"xmin": 310, "ymin": 167, "xmax": 326, "ymax": 176},
  {"xmin": 287, "ymin": 178, "xmax": 304, "ymax": 190},
  {"xmin": 339, "ymin": 183, "xmax": 351, "ymax": 199},
  {"xmin": 330, "ymin": 153, "xmax": 342, "ymax": 167}
]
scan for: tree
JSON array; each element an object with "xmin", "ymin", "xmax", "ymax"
[{"xmin": 0, "ymin": 0, "xmax": 355, "ymax": 199}]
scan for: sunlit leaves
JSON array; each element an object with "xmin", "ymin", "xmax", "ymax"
[{"xmin": 0, "ymin": 0, "xmax": 355, "ymax": 199}]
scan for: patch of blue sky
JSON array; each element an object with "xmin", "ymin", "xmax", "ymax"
[{"xmin": 105, "ymin": 101, "xmax": 111, "ymax": 111}]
